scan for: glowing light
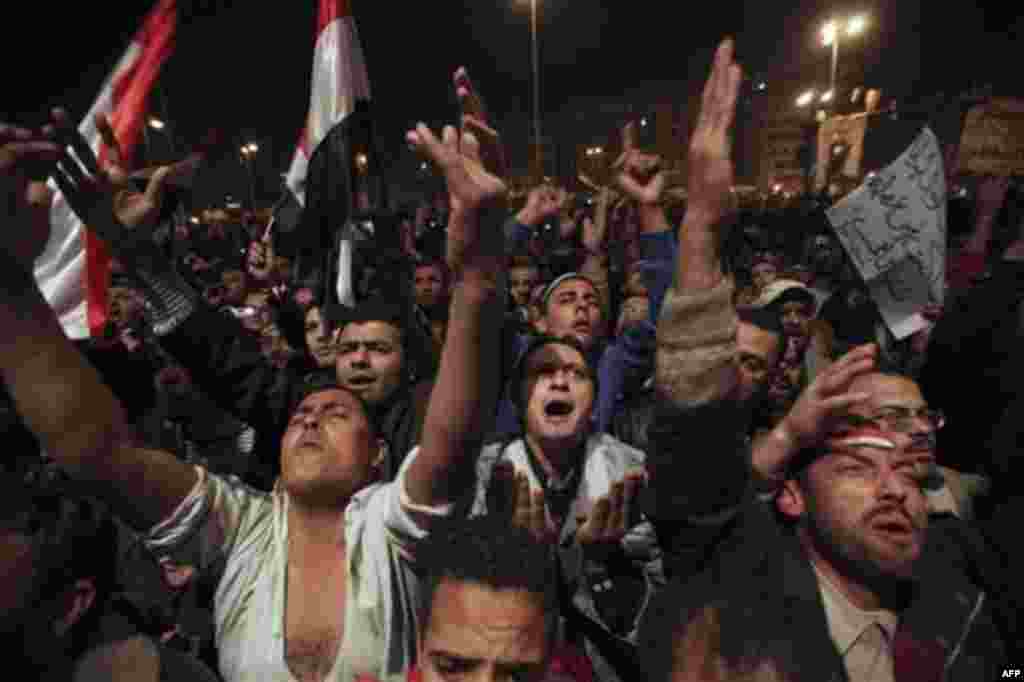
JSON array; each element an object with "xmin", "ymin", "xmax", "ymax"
[
  {"xmin": 796, "ymin": 90, "xmax": 817, "ymax": 107},
  {"xmin": 822, "ymin": 20, "xmax": 838, "ymax": 46}
]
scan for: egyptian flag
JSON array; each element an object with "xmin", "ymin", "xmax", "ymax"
[
  {"xmin": 283, "ymin": 0, "xmax": 371, "ymax": 208},
  {"xmin": 278, "ymin": 0, "xmax": 373, "ymax": 298},
  {"xmin": 36, "ymin": 0, "xmax": 177, "ymax": 339}
]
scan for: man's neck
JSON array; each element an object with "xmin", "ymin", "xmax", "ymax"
[
  {"xmin": 525, "ymin": 432, "xmax": 585, "ymax": 482},
  {"xmin": 800, "ymin": 530, "xmax": 882, "ymax": 611},
  {"xmin": 287, "ymin": 498, "xmax": 349, "ymax": 549}
]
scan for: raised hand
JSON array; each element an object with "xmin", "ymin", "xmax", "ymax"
[
  {"xmin": 575, "ymin": 469, "xmax": 646, "ymax": 555},
  {"xmin": 49, "ymin": 109, "xmax": 199, "ymax": 269},
  {"xmin": 0, "ymin": 123, "xmax": 61, "ymax": 270},
  {"xmin": 581, "ymin": 187, "xmax": 613, "ymax": 254},
  {"xmin": 688, "ymin": 38, "xmax": 742, "ymax": 217},
  {"xmin": 488, "ymin": 462, "xmax": 558, "ymax": 544},
  {"xmin": 406, "ymin": 68, "xmax": 507, "ymax": 274},
  {"xmin": 614, "ymin": 122, "xmax": 665, "ymax": 205},
  {"xmin": 777, "ymin": 343, "xmax": 877, "ymax": 451}
]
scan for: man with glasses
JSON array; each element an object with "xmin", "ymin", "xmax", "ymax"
[
  {"xmin": 643, "ymin": 344, "xmax": 1014, "ymax": 680},
  {"xmin": 753, "ymin": 364, "xmax": 990, "ymax": 520}
]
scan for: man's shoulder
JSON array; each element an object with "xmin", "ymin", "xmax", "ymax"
[{"xmin": 588, "ymin": 432, "xmax": 646, "ymax": 466}]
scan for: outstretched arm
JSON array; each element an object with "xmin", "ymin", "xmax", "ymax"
[
  {"xmin": 654, "ymin": 39, "xmax": 744, "ymax": 409},
  {"xmin": 403, "ymin": 69, "xmax": 508, "ymax": 509},
  {"xmin": 0, "ymin": 123, "xmax": 196, "ymax": 530}
]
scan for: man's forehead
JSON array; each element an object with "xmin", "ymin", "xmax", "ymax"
[
  {"xmin": 338, "ymin": 321, "xmax": 402, "ymax": 342},
  {"xmin": 551, "ymin": 279, "xmax": 595, "ymax": 298},
  {"xmin": 525, "ymin": 344, "xmax": 586, "ymax": 371},
  {"xmin": 297, "ymin": 388, "xmax": 361, "ymax": 411},
  {"xmin": 427, "ymin": 581, "xmax": 549, "ymax": 655}
]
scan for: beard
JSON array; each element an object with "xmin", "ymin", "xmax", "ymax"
[{"xmin": 802, "ymin": 497, "xmax": 922, "ymax": 606}]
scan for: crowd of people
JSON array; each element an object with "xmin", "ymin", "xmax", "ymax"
[{"xmin": 2, "ymin": 37, "xmax": 1021, "ymax": 682}]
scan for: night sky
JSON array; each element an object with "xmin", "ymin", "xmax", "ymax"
[{"xmin": 5, "ymin": 1, "xmax": 1021, "ymax": 207}]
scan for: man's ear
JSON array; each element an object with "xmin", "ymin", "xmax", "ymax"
[
  {"xmin": 776, "ymin": 478, "xmax": 806, "ymax": 521},
  {"xmin": 53, "ymin": 579, "xmax": 97, "ymax": 637}
]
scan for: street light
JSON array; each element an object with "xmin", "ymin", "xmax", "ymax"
[
  {"xmin": 240, "ymin": 143, "xmax": 259, "ymax": 208},
  {"xmin": 148, "ymin": 117, "xmax": 165, "ymax": 130},
  {"xmin": 796, "ymin": 89, "xmax": 817, "ymax": 108},
  {"xmin": 820, "ymin": 15, "xmax": 869, "ymax": 103},
  {"xmin": 516, "ymin": 0, "xmax": 543, "ymax": 180},
  {"xmin": 819, "ymin": 89, "xmax": 834, "ymax": 104},
  {"xmin": 846, "ymin": 15, "xmax": 867, "ymax": 37}
]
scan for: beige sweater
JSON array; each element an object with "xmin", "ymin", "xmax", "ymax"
[{"xmin": 655, "ymin": 277, "xmax": 738, "ymax": 409}]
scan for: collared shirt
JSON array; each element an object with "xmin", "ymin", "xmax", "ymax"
[
  {"xmin": 145, "ymin": 448, "xmax": 450, "ymax": 682},
  {"xmin": 812, "ymin": 562, "xmax": 899, "ymax": 682},
  {"xmin": 471, "ymin": 433, "xmax": 663, "ymax": 682}
]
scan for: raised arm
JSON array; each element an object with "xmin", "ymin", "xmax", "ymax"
[
  {"xmin": 0, "ymin": 123, "xmax": 196, "ymax": 531},
  {"xmin": 655, "ymin": 39, "xmax": 743, "ymax": 409},
  {"xmin": 404, "ymin": 69, "xmax": 508, "ymax": 508},
  {"xmin": 50, "ymin": 112, "xmax": 289, "ymax": 441}
]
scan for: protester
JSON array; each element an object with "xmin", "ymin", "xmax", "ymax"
[
  {"xmin": 2, "ymin": 64, "xmax": 508, "ymax": 681},
  {"xmin": 4, "ymin": 11, "xmax": 1024, "ymax": 681},
  {"xmin": 636, "ymin": 38, "xmax": 1015, "ymax": 680},
  {"xmin": 473, "ymin": 335, "xmax": 657, "ymax": 682},
  {"xmin": 408, "ymin": 516, "xmax": 563, "ymax": 682}
]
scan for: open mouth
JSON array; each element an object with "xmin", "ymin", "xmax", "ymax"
[
  {"xmin": 347, "ymin": 375, "xmax": 376, "ymax": 388},
  {"xmin": 297, "ymin": 435, "xmax": 324, "ymax": 451},
  {"xmin": 871, "ymin": 516, "xmax": 914, "ymax": 540},
  {"xmin": 572, "ymin": 322, "xmax": 592, "ymax": 334},
  {"xmin": 543, "ymin": 400, "xmax": 575, "ymax": 419}
]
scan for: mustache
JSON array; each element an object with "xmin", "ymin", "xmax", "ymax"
[{"xmin": 865, "ymin": 503, "xmax": 920, "ymax": 530}]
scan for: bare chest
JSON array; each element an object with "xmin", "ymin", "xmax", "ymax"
[{"xmin": 284, "ymin": 556, "xmax": 348, "ymax": 682}]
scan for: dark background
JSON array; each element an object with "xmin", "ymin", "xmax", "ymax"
[{"xmin": 4, "ymin": 1, "xmax": 1021, "ymax": 207}]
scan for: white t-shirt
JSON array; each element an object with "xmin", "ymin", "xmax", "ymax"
[{"xmin": 145, "ymin": 448, "xmax": 448, "ymax": 682}]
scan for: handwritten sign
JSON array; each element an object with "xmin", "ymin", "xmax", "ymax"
[
  {"xmin": 826, "ymin": 127, "xmax": 947, "ymax": 339},
  {"xmin": 958, "ymin": 98, "xmax": 1024, "ymax": 176}
]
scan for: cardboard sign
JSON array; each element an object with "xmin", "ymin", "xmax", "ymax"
[
  {"xmin": 826, "ymin": 127, "xmax": 947, "ymax": 339},
  {"xmin": 958, "ymin": 98, "xmax": 1024, "ymax": 176},
  {"xmin": 815, "ymin": 114, "xmax": 868, "ymax": 191}
]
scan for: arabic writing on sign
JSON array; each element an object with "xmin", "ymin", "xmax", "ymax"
[{"xmin": 826, "ymin": 127, "xmax": 947, "ymax": 339}]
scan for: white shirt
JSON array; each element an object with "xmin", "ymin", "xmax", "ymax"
[
  {"xmin": 813, "ymin": 562, "xmax": 899, "ymax": 682},
  {"xmin": 145, "ymin": 448, "xmax": 448, "ymax": 682}
]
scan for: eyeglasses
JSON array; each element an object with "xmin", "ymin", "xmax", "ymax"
[{"xmin": 847, "ymin": 408, "xmax": 946, "ymax": 433}]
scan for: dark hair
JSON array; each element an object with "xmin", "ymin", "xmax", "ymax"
[
  {"xmin": 0, "ymin": 470, "xmax": 118, "ymax": 653},
  {"xmin": 736, "ymin": 305, "xmax": 785, "ymax": 339},
  {"xmin": 333, "ymin": 298, "xmax": 409, "ymax": 348},
  {"xmin": 511, "ymin": 335, "xmax": 598, "ymax": 409},
  {"xmin": 286, "ymin": 373, "xmax": 375, "ymax": 433},
  {"xmin": 418, "ymin": 515, "xmax": 558, "ymax": 634},
  {"xmin": 508, "ymin": 253, "xmax": 538, "ymax": 270}
]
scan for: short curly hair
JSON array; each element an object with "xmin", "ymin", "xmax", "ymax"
[{"xmin": 417, "ymin": 515, "xmax": 559, "ymax": 638}]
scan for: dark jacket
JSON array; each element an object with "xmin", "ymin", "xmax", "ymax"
[
  {"xmin": 639, "ymin": 398, "xmax": 1011, "ymax": 681},
  {"xmin": 920, "ymin": 259, "xmax": 1024, "ymax": 476},
  {"xmin": 160, "ymin": 307, "xmax": 428, "ymax": 486}
]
